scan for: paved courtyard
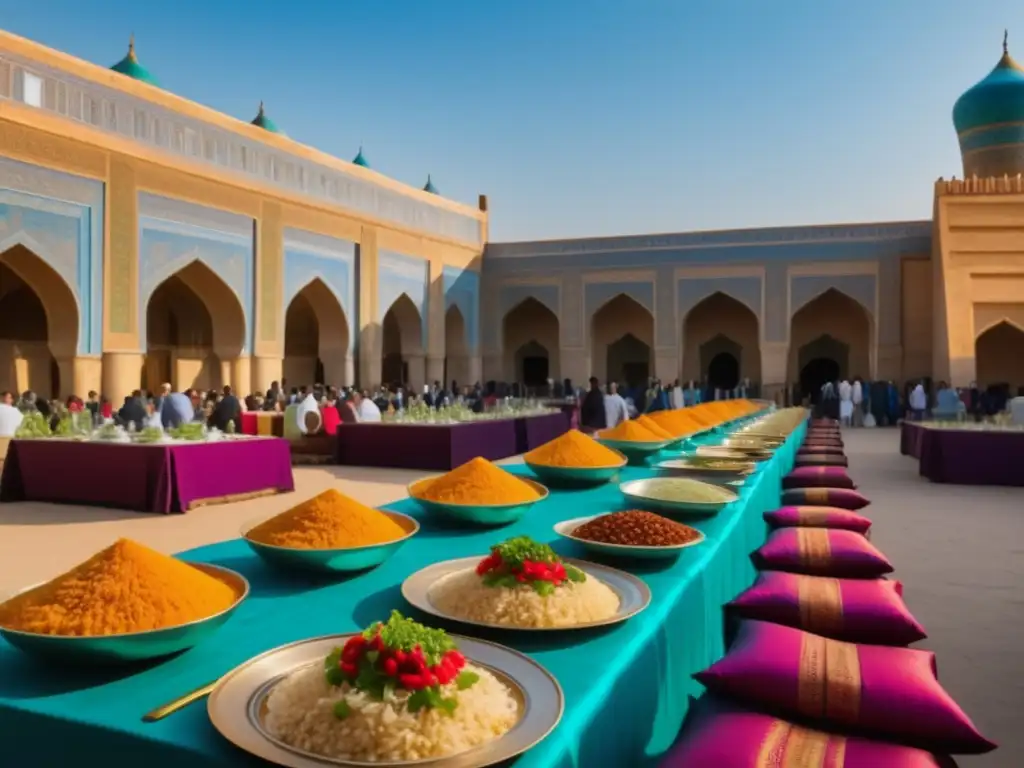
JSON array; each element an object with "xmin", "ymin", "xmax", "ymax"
[{"xmin": 0, "ymin": 429, "xmax": 1020, "ymax": 764}]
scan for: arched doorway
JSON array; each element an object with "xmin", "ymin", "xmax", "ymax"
[
  {"xmin": 445, "ymin": 305, "xmax": 469, "ymax": 389},
  {"xmin": 0, "ymin": 245, "xmax": 80, "ymax": 399},
  {"xmin": 284, "ymin": 279, "xmax": 350, "ymax": 388},
  {"xmin": 591, "ymin": 294, "xmax": 653, "ymax": 386},
  {"xmin": 975, "ymin": 321, "xmax": 1024, "ymax": 390},
  {"xmin": 788, "ymin": 288, "xmax": 872, "ymax": 398},
  {"xmin": 144, "ymin": 260, "xmax": 246, "ymax": 393},
  {"xmin": 503, "ymin": 298, "xmax": 560, "ymax": 387},
  {"xmin": 381, "ymin": 293, "xmax": 424, "ymax": 388},
  {"xmin": 682, "ymin": 292, "xmax": 760, "ymax": 388}
]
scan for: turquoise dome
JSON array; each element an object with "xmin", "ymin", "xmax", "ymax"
[
  {"xmin": 251, "ymin": 102, "xmax": 281, "ymax": 133},
  {"xmin": 423, "ymin": 175, "xmax": 439, "ymax": 195},
  {"xmin": 110, "ymin": 36, "xmax": 159, "ymax": 86},
  {"xmin": 352, "ymin": 147, "xmax": 370, "ymax": 167},
  {"xmin": 953, "ymin": 36, "xmax": 1024, "ymax": 135}
]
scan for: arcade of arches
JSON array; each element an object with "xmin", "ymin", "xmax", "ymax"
[
  {"xmin": 975, "ymin": 321, "xmax": 1024, "ymax": 389},
  {"xmin": 283, "ymin": 279, "xmax": 352, "ymax": 390},
  {"xmin": 444, "ymin": 305, "xmax": 470, "ymax": 388},
  {"xmin": 682, "ymin": 292, "xmax": 760, "ymax": 390},
  {"xmin": 788, "ymin": 289, "xmax": 873, "ymax": 400},
  {"xmin": 591, "ymin": 294, "xmax": 653, "ymax": 388},
  {"xmin": 381, "ymin": 294, "xmax": 424, "ymax": 388},
  {"xmin": 504, "ymin": 298, "xmax": 560, "ymax": 387}
]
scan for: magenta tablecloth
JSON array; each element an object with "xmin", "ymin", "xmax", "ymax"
[
  {"xmin": 334, "ymin": 420, "xmax": 518, "ymax": 470},
  {"xmin": 514, "ymin": 411, "xmax": 571, "ymax": 454},
  {"xmin": 917, "ymin": 426, "xmax": 1024, "ymax": 486},
  {"xmin": 0, "ymin": 438, "xmax": 295, "ymax": 513},
  {"xmin": 900, "ymin": 421, "xmax": 924, "ymax": 458}
]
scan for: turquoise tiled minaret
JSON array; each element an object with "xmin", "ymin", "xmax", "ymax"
[
  {"xmin": 352, "ymin": 147, "xmax": 370, "ymax": 168},
  {"xmin": 110, "ymin": 35, "xmax": 159, "ymax": 86},
  {"xmin": 953, "ymin": 31, "xmax": 1024, "ymax": 177},
  {"xmin": 250, "ymin": 102, "xmax": 282, "ymax": 133}
]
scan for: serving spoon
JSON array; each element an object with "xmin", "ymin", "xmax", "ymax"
[{"xmin": 142, "ymin": 679, "xmax": 218, "ymax": 722}]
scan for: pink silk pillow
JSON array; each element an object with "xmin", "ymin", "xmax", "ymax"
[
  {"xmin": 782, "ymin": 487, "xmax": 869, "ymax": 510},
  {"xmin": 727, "ymin": 571, "xmax": 927, "ymax": 645},
  {"xmin": 695, "ymin": 621, "xmax": 996, "ymax": 755},
  {"xmin": 659, "ymin": 697, "xmax": 957, "ymax": 768},
  {"xmin": 795, "ymin": 453, "xmax": 850, "ymax": 467},
  {"xmin": 764, "ymin": 505, "xmax": 872, "ymax": 534},
  {"xmin": 754, "ymin": 527, "xmax": 893, "ymax": 578},
  {"xmin": 784, "ymin": 466, "xmax": 857, "ymax": 490}
]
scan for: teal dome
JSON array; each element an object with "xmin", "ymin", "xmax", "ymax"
[
  {"xmin": 953, "ymin": 35, "xmax": 1024, "ymax": 135},
  {"xmin": 423, "ymin": 175, "xmax": 439, "ymax": 195},
  {"xmin": 251, "ymin": 102, "xmax": 281, "ymax": 133},
  {"xmin": 110, "ymin": 36, "xmax": 159, "ymax": 86},
  {"xmin": 352, "ymin": 147, "xmax": 370, "ymax": 168}
]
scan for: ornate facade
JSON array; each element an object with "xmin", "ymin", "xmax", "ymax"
[{"xmin": 2, "ymin": 30, "xmax": 1023, "ymax": 401}]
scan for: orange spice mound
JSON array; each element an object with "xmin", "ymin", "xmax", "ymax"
[
  {"xmin": 634, "ymin": 415, "xmax": 674, "ymax": 440},
  {"xmin": 649, "ymin": 410, "xmax": 700, "ymax": 436},
  {"xmin": 524, "ymin": 429, "xmax": 624, "ymax": 468},
  {"xmin": 0, "ymin": 539, "xmax": 239, "ymax": 637},
  {"xmin": 416, "ymin": 457, "xmax": 541, "ymax": 505},
  {"xmin": 599, "ymin": 420, "xmax": 662, "ymax": 442},
  {"xmin": 246, "ymin": 489, "xmax": 407, "ymax": 549}
]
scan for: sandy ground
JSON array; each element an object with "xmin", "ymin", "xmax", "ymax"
[{"xmin": 0, "ymin": 432, "xmax": 1020, "ymax": 764}]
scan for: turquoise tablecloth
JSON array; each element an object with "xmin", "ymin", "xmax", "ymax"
[{"xmin": 0, "ymin": 418, "xmax": 803, "ymax": 767}]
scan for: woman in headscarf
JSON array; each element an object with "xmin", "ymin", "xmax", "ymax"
[{"xmin": 579, "ymin": 377, "xmax": 607, "ymax": 432}]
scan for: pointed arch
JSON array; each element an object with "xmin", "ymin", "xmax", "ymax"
[
  {"xmin": 445, "ymin": 304, "xmax": 469, "ymax": 387},
  {"xmin": 284, "ymin": 277, "xmax": 351, "ymax": 387},
  {"xmin": 975, "ymin": 321, "xmax": 1024, "ymax": 388},
  {"xmin": 788, "ymin": 288, "xmax": 874, "ymax": 388},
  {"xmin": 0, "ymin": 242, "xmax": 80, "ymax": 358},
  {"xmin": 144, "ymin": 260, "xmax": 246, "ymax": 392},
  {"xmin": 503, "ymin": 297, "xmax": 560, "ymax": 384},
  {"xmin": 381, "ymin": 293, "xmax": 424, "ymax": 386},
  {"xmin": 590, "ymin": 293, "xmax": 653, "ymax": 386},
  {"xmin": 682, "ymin": 291, "xmax": 761, "ymax": 387}
]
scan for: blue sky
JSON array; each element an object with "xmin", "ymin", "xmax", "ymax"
[{"xmin": 4, "ymin": 1, "xmax": 1020, "ymax": 240}]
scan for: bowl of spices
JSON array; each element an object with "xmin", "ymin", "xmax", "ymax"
[
  {"xmin": 242, "ymin": 489, "xmax": 419, "ymax": 574},
  {"xmin": 619, "ymin": 477, "xmax": 738, "ymax": 517},
  {"xmin": 554, "ymin": 510, "xmax": 705, "ymax": 560},
  {"xmin": 523, "ymin": 429, "xmax": 628, "ymax": 486}
]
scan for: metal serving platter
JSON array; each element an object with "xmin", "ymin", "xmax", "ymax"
[
  {"xmin": 553, "ymin": 514, "xmax": 706, "ymax": 560},
  {"xmin": 402, "ymin": 556, "xmax": 650, "ymax": 631},
  {"xmin": 619, "ymin": 477, "xmax": 738, "ymax": 517},
  {"xmin": 207, "ymin": 633, "xmax": 563, "ymax": 768}
]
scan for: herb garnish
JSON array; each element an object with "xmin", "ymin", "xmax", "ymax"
[{"xmin": 476, "ymin": 536, "xmax": 586, "ymax": 594}]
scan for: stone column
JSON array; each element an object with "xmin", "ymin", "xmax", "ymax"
[
  {"xmin": 406, "ymin": 354, "xmax": 426, "ymax": 391},
  {"xmin": 876, "ymin": 344, "xmax": 902, "ymax": 382},
  {"xmin": 426, "ymin": 355, "xmax": 445, "ymax": 387},
  {"xmin": 559, "ymin": 346, "xmax": 589, "ymax": 386},
  {"xmin": 251, "ymin": 355, "xmax": 283, "ymax": 393},
  {"xmin": 231, "ymin": 356, "xmax": 251, "ymax": 393},
  {"xmin": 253, "ymin": 201, "xmax": 285, "ymax": 393},
  {"xmin": 358, "ymin": 228, "xmax": 381, "ymax": 389},
  {"xmin": 653, "ymin": 265, "xmax": 679, "ymax": 384},
  {"xmin": 654, "ymin": 348, "xmax": 679, "ymax": 384},
  {"xmin": 467, "ymin": 355, "xmax": 483, "ymax": 387},
  {"xmin": 759, "ymin": 341, "xmax": 789, "ymax": 402},
  {"xmin": 101, "ymin": 351, "xmax": 143, "ymax": 401}
]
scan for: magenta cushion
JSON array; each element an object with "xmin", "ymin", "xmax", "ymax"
[
  {"xmin": 784, "ymin": 465, "xmax": 856, "ymax": 489},
  {"xmin": 795, "ymin": 453, "xmax": 850, "ymax": 467},
  {"xmin": 695, "ymin": 621, "xmax": 996, "ymax": 754},
  {"xmin": 765, "ymin": 505, "xmax": 872, "ymax": 534},
  {"xmin": 660, "ymin": 697, "xmax": 957, "ymax": 767},
  {"xmin": 799, "ymin": 443, "xmax": 846, "ymax": 455},
  {"xmin": 782, "ymin": 487, "xmax": 869, "ymax": 510},
  {"xmin": 754, "ymin": 527, "xmax": 893, "ymax": 577},
  {"xmin": 727, "ymin": 571, "xmax": 927, "ymax": 645}
]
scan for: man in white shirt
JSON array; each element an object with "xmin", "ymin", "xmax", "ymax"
[
  {"xmin": 671, "ymin": 380, "xmax": 684, "ymax": 410},
  {"xmin": 851, "ymin": 378, "xmax": 863, "ymax": 427},
  {"xmin": 603, "ymin": 382, "xmax": 630, "ymax": 429},
  {"xmin": 0, "ymin": 399, "xmax": 23, "ymax": 437},
  {"xmin": 351, "ymin": 390, "xmax": 382, "ymax": 423},
  {"xmin": 838, "ymin": 379, "xmax": 853, "ymax": 426},
  {"xmin": 909, "ymin": 382, "xmax": 927, "ymax": 421}
]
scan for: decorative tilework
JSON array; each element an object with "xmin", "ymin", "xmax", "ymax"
[
  {"xmin": 560, "ymin": 274, "xmax": 582, "ymax": 346},
  {"xmin": 678, "ymin": 277, "xmax": 762, "ymax": 327},
  {"xmin": 499, "ymin": 284, "xmax": 559, "ymax": 319},
  {"xmin": 442, "ymin": 266, "xmax": 479, "ymax": 352},
  {"xmin": 0, "ymin": 158, "xmax": 104, "ymax": 355},
  {"xmin": 763, "ymin": 263, "xmax": 789, "ymax": 342},
  {"xmin": 378, "ymin": 250, "xmax": 428, "ymax": 348},
  {"xmin": 584, "ymin": 281, "xmax": 654, "ymax": 319},
  {"xmin": 878, "ymin": 259, "xmax": 901, "ymax": 345},
  {"xmin": 790, "ymin": 275, "xmax": 876, "ymax": 319},
  {"xmin": 654, "ymin": 266, "xmax": 677, "ymax": 349},
  {"xmin": 283, "ymin": 228, "xmax": 355, "ymax": 354}
]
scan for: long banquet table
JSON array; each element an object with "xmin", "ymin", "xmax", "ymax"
[
  {"xmin": 0, "ymin": 437, "xmax": 296, "ymax": 513},
  {"xmin": 901, "ymin": 420, "xmax": 1024, "ymax": 486},
  {"xmin": 0, "ymin": 414, "xmax": 802, "ymax": 767}
]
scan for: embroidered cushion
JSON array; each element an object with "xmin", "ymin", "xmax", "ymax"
[
  {"xmin": 764, "ymin": 505, "xmax": 871, "ymax": 534},
  {"xmin": 694, "ymin": 621, "xmax": 996, "ymax": 755},
  {"xmin": 795, "ymin": 453, "xmax": 850, "ymax": 467},
  {"xmin": 782, "ymin": 487, "xmax": 869, "ymax": 510},
  {"xmin": 728, "ymin": 571, "xmax": 927, "ymax": 645},
  {"xmin": 754, "ymin": 527, "xmax": 893, "ymax": 578},
  {"xmin": 798, "ymin": 443, "xmax": 846, "ymax": 455},
  {"xmin": 783, "ymin": 466, "xmax": 856, "ymax": 489}
]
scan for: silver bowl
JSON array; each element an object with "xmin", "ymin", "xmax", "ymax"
[
  {"xmin": 407, "ymin": 476, "xmax": 549, "ymax": 526},
  {"xmin": 554, "ymin": 514, "xmax": 706, "ymax": 560},
  {"xmin": 654, "ymin": 457, "xmax": 755, "ymax": 482},
  {"xmin": 0, "ymin": 563, "xmax": 249, "ymax": 664},
  {"xmin": 242, "ymin": 510, "xmax": 419, "ymax": 574},
  {"xmin": 619, "ymin": 477, "xmax": 738, "ymax": 517},
  {"xmin": 596, "ymin": 437, "xmax": 674, "ymax": 465}
]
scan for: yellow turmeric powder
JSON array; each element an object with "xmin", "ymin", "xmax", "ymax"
[
  {"xmin": 415, "ymin": 457, "xmax": 541, "ymax": 505},
  {"xmin": 524, "ymin": 429, "xmax": 625, "ymax": 468},
  {"xmin": 649, "ymin": 410, "xmax": 701, "ymax": 436},
  {"xmin": 246, "ymin": 489, "xmax": 407, "ymax": 549},
  {"xmin": 635, "ymin": 415, "xmax": 674, "ymax": 440},
  {"xmin": 0, "ymin": 539, "xmax": 239, "ymax": 637},
  {"xmin": 598, "ymin": 420, "xmax": 662, "ymax": 442}
]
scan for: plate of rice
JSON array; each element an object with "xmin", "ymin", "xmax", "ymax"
[
  {"xmin": 403, "ymin": 536, "xmax": 651, "ymax": 630},
  {"xmin": 207, "ymin": 611, "xmax": 563, "ymax": 767}
]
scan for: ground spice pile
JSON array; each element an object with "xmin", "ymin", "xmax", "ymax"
[
  {"xmin": 0, "ymin": 539, "xmax": 239, "ymax": 636},
  {"xmin": 599, "ymin": 420, "xmax": 662, "ymax": 442},
  {"xmin": 634, "ymin": 415, "xmax": 674, "ymax": 440},
  {"xmin": 524, "ymin": 429, "xmax": 624, "ymax": 468},
  {"xmin": 246, "ymin": 489, "xmax": 407, "ymax": 549},
  {"xmin": 572, "ymin": 510, "xmax": 702, "ymax": 547},
  {"xmin": 649, "ymin": 410, "xmax": 701, "ymax": 436},
  {"xmin": 416, "ymin": 457, "xmax": 541, "ymax": 505}
]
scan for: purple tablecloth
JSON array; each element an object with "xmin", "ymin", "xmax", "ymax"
[
  {"xmin": 334, "ymin": 420, "xmax": 518, "ymax": 470},
  {"xmin": 514, "ymin": 411, "xmax": 572, "ymax": 454},
  {"xmin": 900, "ymin": 421, "xmax": 924, "ymax": 458},
  {"xmin": 0, "ymin": 438, "xmax": 295, "ymax": 513},
  {"xmin": 917, "ymin": 426, "xmax": 1024, "ymax": 486}
]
